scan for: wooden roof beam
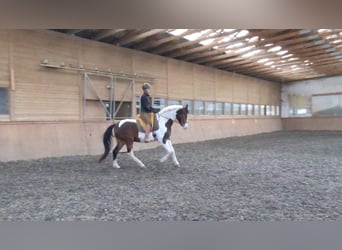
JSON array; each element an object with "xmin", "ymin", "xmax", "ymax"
[
  {"xmin": 153, "ymin": 29, "xmax": 214, "ymax": 54},
  {"xmin": 117, "ymin": 29, "xmax": 167, "ymax": 46},
  {"xmin": 135, "ymin": 29, "xmax": 198, "ymax": 50},
  {"xmin": 167, "ymin": 30, "xmax": 238, "ymax": 58},
  {"xmin": 94, "ymin": 29, "xmax": 125, "ymax": 40},
  {"xmin": 185, "ymin": 30, "xmax": 300, "ymax": 63}
]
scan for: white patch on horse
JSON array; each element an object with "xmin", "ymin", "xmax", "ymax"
[
  {"xmin": 113, "ymin": 159, "xmax": 120, "ymax": 168},
  {"xmin": 138, "ymin": 132, "xmax": 154, "ymax": 142},
  {"xmin": 118, "ymin": 119, "xmax": 136, "ymax": 127},
  {"xmin": 129, "ymin": 150, "xmax": 146, "ymax": 168}
]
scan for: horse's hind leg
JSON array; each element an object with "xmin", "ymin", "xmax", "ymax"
[
  {"xmin": 126, "ymin": 141, "xmax": 146, "ymax": 168},
  {"xmin": 112, "ymin": 140, "xmax": 124, "ymax": 168}
]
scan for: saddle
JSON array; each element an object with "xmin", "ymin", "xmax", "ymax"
[{"xmin": 136, "ymin": 113, "xmax": 159, "ymax": 133}]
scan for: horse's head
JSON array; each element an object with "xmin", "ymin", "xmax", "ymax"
[{"xmin": 176, "ymin": 104, "xmax": 189, "ymax": 129}]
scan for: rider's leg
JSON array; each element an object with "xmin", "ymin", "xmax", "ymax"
[{"xmin": 144, "ymin": 124, "xmax": 151, "ymax": 142}]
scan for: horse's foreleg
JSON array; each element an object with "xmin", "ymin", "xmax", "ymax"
[
  {"xmin": 126, "ymin": 141, "xmax": 146, "ymax": 168},
  {"xmin": 160, "ymin": 139, "xmax": 179, "ymax": 167},
  {"xmin": 167, "ymin": 140, "xmax": 180, "ymax": 167}
]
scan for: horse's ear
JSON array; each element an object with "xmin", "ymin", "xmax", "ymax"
[{"xmin": 184, "ymin": 104, "xmax": 189, "ymax": 113}]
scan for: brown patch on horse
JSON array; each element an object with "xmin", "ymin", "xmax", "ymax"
[
  {"xmin": 115, "ymin": 121, "xmax": 141, "ymax": 143},
  {"xmin": 162, "ymin": 119, "xmax": 173, "ymax": 144}
]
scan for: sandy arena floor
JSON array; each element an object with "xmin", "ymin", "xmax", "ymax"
[{"xmin": 0, "ymin": 131, "xmax": 341, "ymax": 221}]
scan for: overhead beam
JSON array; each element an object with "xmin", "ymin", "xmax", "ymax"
[
  {"xmin": 117, "ymin": 29, "xmax": 167, "ymax": 46},
  {"xmin": 94, "ymin": 29, "xmax": 125, "ymax": 40},
  {"xmin": 135, "ymin": 29, "xmax": 199, "ymax": 50},
  {"xmin": 167, "ymin": 30, "xmax": 238, "ymax": 58},
  {"xmin": 152, "ymin": 29, "xmax": 213, "ymax": 54}
]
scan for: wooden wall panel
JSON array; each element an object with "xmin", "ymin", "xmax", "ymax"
[
  {"xmin": 0, "ymin": 30, "xmax": 9, "ymax": 87},
  {"xmin": 233, "ymin": 75, "xmax": 248, "ymax": 103},
  {"xmin": 194, "ymin": 65, "xmax": 215, "ymax": 100},
  {"xmin": 85, "ymin": 100, "xmax": 106, "ymax": 120},
  {"xmin": 215, "ymin": 70, "xmax": 233, "ymax": 102},
  {"xmin": 168, "ymin": 59, "xmax": 193, "ymax": 99},
  {"xmin": 282, "ymin": 117, "xmax": 342, "ymax": 131},
  {"xmin": 260, "ymin": 82, "xmax": 272, "ymax": 104},
  {"xmin": 271, "ymin": 84, "xmax": 281, "ymax": 105},
  {"xmin": 13, "ymin": 82, "xmax": 80, "ymax": 121},
  {"xmin": 259, "ymin": 81, "xmax": 280, "ymax": 105},
  {"xmin": 247, "ymin": 80, "xmax": 261, "ymax": 104},
  {"xmin": 80, "ymin": 39, "xmax": 132, "ymax": 74},
  {"xmin": 133, "ymin": 52, "xmax": 168, "ymax": 97},
  {"xmin": 12, "ymin": 30, "xmax": 80, "ymax": 84}
]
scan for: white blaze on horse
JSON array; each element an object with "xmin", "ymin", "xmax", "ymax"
[{"xmin": 99, "ymin": 105, "xmax": 189, "ymax": 168}]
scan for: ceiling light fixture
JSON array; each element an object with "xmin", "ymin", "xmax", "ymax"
[
  {"xmin": 257, "ymin": 58, "xmax": 269, "ymax": 63},
  {"xmin": 268, "ymin": 46, "xmax": 282, "ymax": 52},
  {"xmin": 276, "ymin": 50, "xmax": 288, "ymax": 56}
]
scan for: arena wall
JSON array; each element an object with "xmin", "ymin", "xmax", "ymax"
[
  {"xmin": 281, "ymin": 76, "xmax": 342, "ymax": 131},
  {"xmin": 282, "ymin": 117, "xmax": 342, "ymax": 131},
  {"xmin": 0, "ymin": 118, "xmax": 281, "ymax": 161},
  {"xmin": 0, "ymin": 30, "xmax": 282, "ymax": 161}
]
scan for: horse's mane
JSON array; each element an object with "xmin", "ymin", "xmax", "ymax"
[{"xmin": 159, "ymin": 105, "xmax": 183, "ymax": 114}]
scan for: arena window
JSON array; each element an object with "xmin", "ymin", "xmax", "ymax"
[
  {"xmin": 205, "ymin": 101, "xmax": 215, "ymax": 115},
  {"xmin": 215, "ymin": 102, "xmax": 224, "ymax": 115},
  {"xmin": 136, "ymin": 96, "xmax": 141, "ymax": 114},
  {"xmin": 240, "ymin": 103, "xmax": 247, "ymax": 115},
  {"xmin": 312, "ymin": 93, "xmax": 342, "ymax": 116},
  {"xmin": 194, "ymin": 100, "xmax": 205, "ymax": 115},
  {"xmin": 233, "ymin": 103, "xmax": 241, "ymax": 115},
  {"xmin": 224, "ymin": 102, "xmax": 232, "ymax": 115},
  {"xmin": 254, "ymin": 104, "xmax": 260, "ymax": 116},
  {"xmin": 247, "ymin": 104, "xmax": 254, "ymax": 116},
  {"xmin": 0, "ymin": 87, "xmax": 9, "ymax": 115},
  {"xmin": 153, "ymin": 97, "xmax": 166, "ymax": 111},
  {"xmin": 266, "ymin": 105, "xmax": 272, "ymax": 116},
  {"xmin": 168, "ymin": 99, "xmax": 181, "ymax": 105},
  {"xmin": 260, "ymin": 105, "xmax": 266, "ymax": 116}
]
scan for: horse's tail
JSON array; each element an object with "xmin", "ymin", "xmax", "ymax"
[{"xmin": 98, "ymin": 124, "xmax": 116, "ymax": 163}]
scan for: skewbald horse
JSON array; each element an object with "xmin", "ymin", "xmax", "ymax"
[{"xmin": 99, "ymin": 105, "xmax": 189, "ymax": 168}]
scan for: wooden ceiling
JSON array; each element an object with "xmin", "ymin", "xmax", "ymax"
[{"xmin": 53, "ymin": 29, "xmax": 342, "ymax": 83}]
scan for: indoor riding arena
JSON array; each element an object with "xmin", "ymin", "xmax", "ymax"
[{"xmin": 1, "ymin": 29, "xmax": 341, "ymax": 221}]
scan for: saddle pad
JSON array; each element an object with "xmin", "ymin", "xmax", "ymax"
[{"xmin": 136, "ymin": 114, "xmax": 159, "ymax": 133}]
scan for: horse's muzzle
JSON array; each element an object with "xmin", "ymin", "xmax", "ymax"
[{"xmin": 182, "ymin": 123, "xmax": 189, "ymax": 129}]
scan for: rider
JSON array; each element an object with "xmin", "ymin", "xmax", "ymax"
[{"xmin": 140, "ymin": 83, "xmax": 158, "ymax": 142}]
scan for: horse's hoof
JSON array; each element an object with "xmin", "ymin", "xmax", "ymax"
[
  {"xmin": 174, "ymin": 163, "xmax": 180, "ymax": 167},
  {"xmin": 139, "ymin": 163, "xmax": 146, "ymax": 168}
]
